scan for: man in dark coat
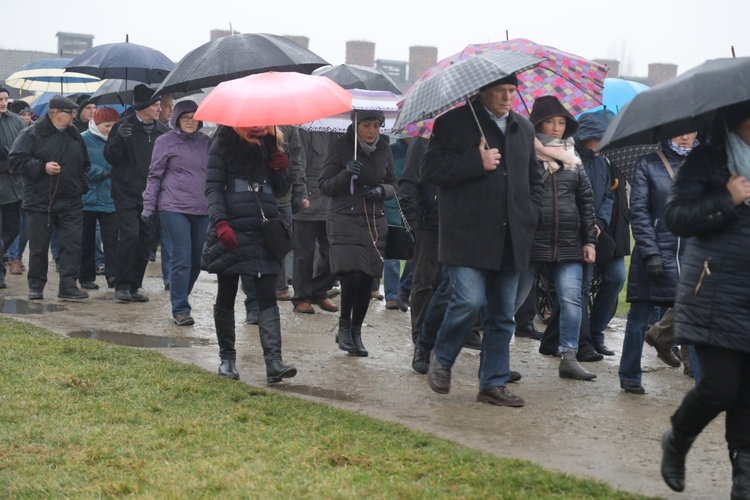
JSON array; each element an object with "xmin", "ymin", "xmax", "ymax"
[
  {"xmin": 0, "ymin": 87, "xmax": 27, "ymax": 289},
  {"xmin": 104, "ymin": 84, "xmax": 167, "ymax": 303},
  {"xmin": 8, "ymin": 95, "xmax": 90, "ymax": 300},
  {"xmin": 420, "ymin": 74, "xmax": 545, "ymax": 407}
]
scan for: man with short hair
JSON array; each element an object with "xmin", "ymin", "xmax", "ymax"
[
  {"xmin": 73, "ymin": 96, "xmax": 96, "ymax": 133},
  {"xmin": 105, "ymin": 84, "xmax": 167, "ymax": 303},
  {"xmin": 8, "ymin": 95, "xmax": 90, "ymax": 300},
  {"xmin": 420, "ymin": 74, "xmax": 544, "ymax": 407},
  {"xmin": 0, "ymin": 87, "xmax": 27, "ymax": 289}
]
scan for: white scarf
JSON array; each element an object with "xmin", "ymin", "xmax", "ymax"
[
  {"xmin": 726, "ymin": 131, "xmax": 750, "ymax": 180},
  {"xmin": 534, "ymin": 134, "xmax": 581, "ymax": 174},
  {"xmin": 87, "ymin": 118, "xmax": 108, "ymax": 141}
]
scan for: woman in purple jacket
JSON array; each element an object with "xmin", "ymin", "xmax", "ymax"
[{"xmin": 142, "ymin": 100, "xmax": 212, "ymax": 325}]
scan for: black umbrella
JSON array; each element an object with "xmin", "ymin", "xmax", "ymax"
[
  {"xmin": 313, "ymin": 64, "xmax": 402, "ymax": 93},
  {"xmin": 600, "ymin": 57, "xmax": 750, "ymax": 149},
  {"xmin": 89, "ymin": 79, "xmax": 157, "ymax": 105},
  {"xmin": 602, "ymin": 143, "xmax": 659, "ymax": 183},
  {"xmin": 154, "ymin": 33, "xmax": 329, "ymax": 95}
]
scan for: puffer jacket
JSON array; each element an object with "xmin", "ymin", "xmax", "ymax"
[
  {"xmin": 664, "ymin": 144, "xmax": 750, "ymax": 354},
  {"xmin": 202, "ymin": 126, "xmax": 290, "ymax": 276},
  {"xmin": 626, "ymin": 144, "xmax": 684, "ymax": 303},
  {"xmin": 81, "ymin": 124, "xmax": 114, "ymax": 213},
  {"xmin": 319, "ymin": 125, "xmax": 397, "ymax": 277},
  {"xmin": 531, "ymin": 161, "xmax": 597, "ymax": 263}
]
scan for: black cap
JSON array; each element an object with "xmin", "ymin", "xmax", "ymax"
[
  {"xmin": 10, "ymin": 100, "xmax": 31, "ymax": 115},
  {"xmin": 480, "ymin": 73, "xmax": 518, "ymax": 92},
  {"xmin": 133, "ymin": 84, "xmax": 160, "ymax": 111},
  {"xmin": 48, "ymin": 95, "xmax": 78, "ymax": 110}
]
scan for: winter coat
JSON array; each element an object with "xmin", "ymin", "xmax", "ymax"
[
  {"xmin": 399, "ymin": 136, "xmax": 438, "ymax": 232},
  {"xmin": 202, "ymin": 126, "xmax": 290, "ymax": 276},
  {"xmin": 8, "ymin": 114, "xmax": 89, "ymax": 213},
  {"xmin": 277, "ymin": 125, "xmax": 305, "ymax": 208},
  {"xmin": 104, "ymin": 112, "xmax": 168, "ymax": 208},
  {"xmin": 385, "ymin": 138, "xmax": 409, "ymax": 226},
  {"xmin": 293, "ymin": 130, "xmax": 341, "ymax": 222},
  {"xmin": 319, "ymin": 125, "xmax": 397, "ymax": 277},
  {"xmin": 0, "ymin": 111, "xmax": 26, "ymax": 205},
  {"xmin": 626, "ymin": 145, "xmax": 684, "ymax": 303},
  {"xmin": 530, "ymin": 159, "xmax": 597, "ymax": 263},
  {"xmin": 421, "ymin": 99, "xmax": 545, "ymax": 272},
  {"xmin": 664, "ymin": 144, "xmax": 750, "ymax": 354},
  {"xmin": 142, "ymin": 101, "xmax": 211, "ymax": 216},
  {"xmin": 81, "ymin": 127, "xmax": 115, "ymax": 213}
]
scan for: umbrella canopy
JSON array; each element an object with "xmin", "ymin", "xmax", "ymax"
[
  {"xmin": 600, "ymin": 57, "xmax": 750, "ymax": 149},
  {"xmin": 89, "ymin": 79, "xmax": 158, "ymax": 106},
  {"xmin": 407, "ymin": 38, "xmax": 607, "ymax": 118},
  {"xmin": 393, "ymin": 50, "xmax": 545, "ymax": 133},
  {"xmin": 65, "ymin": 41, "xmax": 175, "ymax": 84},
  {"xmin": 193, "ymin": 72, "xmax": 352, "ymax": 127},
  {"xmin": 581, "ymin": 77, "xmax": 650, "ymax": 116},
  {"xmin": 155, "ymin": 33, "xmax": 329, "ymax": 95},
  {"xmin": 4, "ymin": 58, "xmax": 102, "ymax": 94},
  {"xmin": 301, "ymin": 89, "xmax": 400, "ymax": 133},
  {"xmin": 313, "ymin": 64, "xmax": 402, "ymax": 93}
]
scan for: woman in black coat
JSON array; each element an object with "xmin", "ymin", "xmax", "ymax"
[
  {"xmin": 319, "ymin": 110, "xmax": 397, "ymax": 357},
  {"xmin": 203, "ymin": 125, "xmax": 296, "ymax": 383},
  {"xmin": 659, "ymin": 103, "xmax": 750, "ymax": 497}
]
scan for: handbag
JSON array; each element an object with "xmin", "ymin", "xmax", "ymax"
[
  {"xmin": 384, "ymin": 194, "xmax": 415, "ymax": 260},
  {"xmin": 254, "ymin": 191, "xmax": 294, "ymax": 261}
]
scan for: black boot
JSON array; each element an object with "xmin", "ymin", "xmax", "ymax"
[
  {"xmin": 336, "ymin": 317, "xmax": 356, "ymax": 353},
  {"xmin": 661, "ymin": 428, "xmax": 697, "ymax": 492},
  {"xmin": 259, "ymin": 307, "xmax": 297, "ymax": 384},
  {"xmin": 214, "ymin": 305, "xmax": 239, "ymax": 380},
  {"xmin": 731, "ymin": 449, "xmax": 750, "ymax": 500},
  {"xmin": 350, "ymin": 325, "xmax": 368, "ymax": 357}
]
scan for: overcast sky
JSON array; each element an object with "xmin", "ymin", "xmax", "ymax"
[{"xmin": 1, "ymin": 0, "xmax": 747, "ymax": 79}]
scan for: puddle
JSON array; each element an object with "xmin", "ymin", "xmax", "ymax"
[
  {"xmin": 274, "ymin": 384, "xmax": 357, "ymax": 402},
  {"xmin": 67, "ymin": 330, "xmax": 214, "ymax": 348},
  {"xmin": 0, "ymin": 298, "xmax": 67, "ymax": 314}
]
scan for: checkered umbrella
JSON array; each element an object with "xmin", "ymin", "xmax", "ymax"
[{"xmin": 393, "ymin": 50, "xmax": 545, "ymax": 133}]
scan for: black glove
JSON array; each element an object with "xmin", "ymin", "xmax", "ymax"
[
  {"xmin": 117, "ymin": 122, "xmax": 133, "ymax": 139},
  {"xmin": 345, "ymin": 160, "xmax": 362, "ymax": 178},
  {"xmin": 0, "ymin": 145, "xmax": 8, "ymax": 161},
  {"xmin": 364, "ymin": 185, "xmax": 385, "ymax": 201},
  {"xmin": 291, "ymin": 192, "xmax": 305, "ymax": 214},
  {"xmin": 140, "ymin": 209, "xmax": 153, "ymax": 226},
  {"xmin": 646, "ymin": 255, "xmax": 664, "ymax": 279}
]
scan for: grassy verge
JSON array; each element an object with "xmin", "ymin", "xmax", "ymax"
[{"xmin": 0, "ymin": 318, "xmax": 652, "ymax": 498}]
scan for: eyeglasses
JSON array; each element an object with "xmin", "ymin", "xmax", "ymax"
[
  {"xmin": 179, "ymin": 114, "xmax": 197, "ymax": 122},
  {"xmin": 57, "ymin": 110, "xmax": 74, "ymax": 115}
]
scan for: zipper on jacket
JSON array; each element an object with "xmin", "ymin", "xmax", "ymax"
[
  {"xmin": 694, "ymin": 256, "xmax": 711, "ymax": 295},
  {"xmin": 552, "ymin": 172, "xmax": 558, "ymax": 260}
]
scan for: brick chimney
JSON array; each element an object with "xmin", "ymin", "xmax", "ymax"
[
  {"xmin": 346, "ymin": 41, "xmax": 375, "ymax": 67},
  {"xmin": 409, "ymin": 46, "xmax": 438, "ymax": 82}
]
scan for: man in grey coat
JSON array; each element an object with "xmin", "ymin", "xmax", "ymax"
[{"xmin": 420, "ymin": 74, "xmax": 544, "ymax": 407}]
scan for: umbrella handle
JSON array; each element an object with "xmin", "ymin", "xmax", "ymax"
[
  {"xmin": 467, "ymin": 99, "xmax": 489, "ymax": 148},
  {"xmin": 350, "ymin": 175, "xmax": 358, "ymax": 195}
]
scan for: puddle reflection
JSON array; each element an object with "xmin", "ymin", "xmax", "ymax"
[
  {"xmin": 67, "ymin": 330, "xmax": 214, "ymax": 348},
  {"xmin": 0, "ymin": 298, "xmax": 66, "ymax": 314}
]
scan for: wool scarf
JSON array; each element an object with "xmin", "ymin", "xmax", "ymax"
[
  {"xmin": 357, "ymin": 134, "xmax": 379, "ymax": 155},
  {"xmin": 534, "ymin": 134, "xmax": 581, "ymax": 174},
  {"xmin": 726, "ymin": 131, "xmax": 750, "ymax": 180}
]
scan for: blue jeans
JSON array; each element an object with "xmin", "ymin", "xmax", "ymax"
[
  {"xmin": 432, "ymin": 265, "xmax": 520, "ymax": 391},
  {"xmin": 159, "ymin": 211, "xmax": 208, "ymax": 316},
  {"xmin": 95, "ymin": 220, "xmax": 105, "ymax": 268},
  {"xmin": 589, "ymin": 256, "xmax": 626, "ymax": 344},
  {"xmin": 7, "ymin": 209, "xmax": 29, "ymax": 260},
  {"xmin": 548, "ymin": 262, "xmax": 583, "ymax": 352},
  {"xmin": 619, "ymin": 301, "xmax": 667, "ymax": 384},
  {"xmin": 384, "ymin": 259, "xmax": 412, "ymax": 301}
]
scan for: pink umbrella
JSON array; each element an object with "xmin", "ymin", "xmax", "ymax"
[{"xmin": 194, "ymin": 72, "xmax": 352, "ymax": 127}]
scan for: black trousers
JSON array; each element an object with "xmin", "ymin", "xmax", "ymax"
[
  {"xmin": 291, "ymin": 219, "xmax": 334, "ymax": 304},
  {"xmin": 409, "ymin": 228, "xmax": 438, "ymax": 342},
  {"xmin": 114, "ymin": 201, "xmax": 150, "ymax": 292},
  {"xmin": 0, "ymin": 201, "xmax": 21, "ymax": 279},
  {"xmin": 80, "ymin": 211, "xmax": 118, "ymax": 283},
  {"xmin": 671, "ymin": 345, "xmax": 750, "ymax": 451},
  {"xmin": 339, "ymin": 271, "xmax": 372, "ymax": 326},
  {"xmin": 27, "ymin": 210, "xmax": 82, "ymax": 291}
]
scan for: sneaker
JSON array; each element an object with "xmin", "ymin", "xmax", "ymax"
[
  {"xmin": 28, "ymin": 289, "xmax": 43, "ymax": 300},
  {"xmin": 476, "ymin": 386, "xmax": 525, "ymax": 407},
  {"xmin": 129, "ymin": 289, "xmax": 149, "ymax": 303},
  {"xmin": 385, "ymin": 299, "xmax": 400, "ymax": 310},
  {"xmin": 80, "ymin": 281, "xmax": 100, "ymax": 290},
  {"xmin": 173, "ymin": 314, "xmax": 195, "ymax": 326},
  {"xmin": 115, "ymin": 289, "xmax": 132, "ymax": 302},
  {"xmin": 58, "ymin": 288, "xmax": 88, "ymax": 300}
]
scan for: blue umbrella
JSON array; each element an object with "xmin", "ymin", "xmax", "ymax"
[
  {"xmin": 64, "ymin": 37, "xmax": 174, "ymax": 85},
  {"xmin": 4, "ymin": 58, "xmax": 102, "ymax": 94},
  {"xmin": 578, "ymin": 77, "xmax": 649, "ymax": 116}
]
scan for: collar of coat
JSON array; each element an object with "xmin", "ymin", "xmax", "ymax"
[
  {"xmin": 471, "ymin": 98, "xmax": 522, "ymax": 134},
  {"xmin": 35, "ymin": 114, "xmax": 82, "ymax": 140}
]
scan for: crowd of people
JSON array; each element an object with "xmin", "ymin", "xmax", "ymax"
[{"xmin": 2, "ymin": 68, "xmax": 750, "ymax": 496}]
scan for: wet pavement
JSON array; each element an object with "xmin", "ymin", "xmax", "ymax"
[{"xmin": 0, "ymin": 259, "xmax": 732, "ymax": 499}]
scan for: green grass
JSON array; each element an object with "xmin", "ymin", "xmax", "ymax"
[
  {"xmin": 615, "ymin": 255, "xmax": 631, "ymax": 319},
  {"xmin": 0, "ymin": 318, "xmax": 654, "ymax": 499}
]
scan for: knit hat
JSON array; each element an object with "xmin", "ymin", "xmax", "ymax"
[
  {"xmin": 76, "ymin": 94, "xmax": 92, "ymax": 106},
  {"xmin": 77, "ymin": 97, "xmax": 95, "ymax": 115},
  {"xmin": 10, "ymin": 100, "xmax": 31, "ymax": 115},
  {"xmin": 479, "ymin": 73, "xmax": 518, "ymax": 92},
  {"xmin": 0, "ymin": 86, "xmax": 10, "ymax": 96},
  {"xmin": 48, "ymin": 95, "xmax": 78, "ymax": 110},
  {"xmin": 350, "ymin": 109, "xmax": 385, "ymax": 125},
  {"xmin": 529, "ymin": 95, "xmax": 579, "ymax": 139},
  {"xmin": 133, "ymin": 84, "xmax": 160, "ymax": 111},
  {"xmin": 93, "ymin": 107, "xmax": 120, "ymax": 124}
]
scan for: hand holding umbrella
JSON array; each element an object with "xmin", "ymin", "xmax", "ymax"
[{"xmin": 346, "ymin": 159, "xmax": 362, "ymax": 194}]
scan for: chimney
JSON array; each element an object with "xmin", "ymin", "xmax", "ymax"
[
  {"xmin": 594, "ymin": 59, "xmax": 620, "ymax": 78},
  {"xmin": 346, "ymin": 41, "xmax": 375, "ymax": 67},
  {"xmin": 409, "ymin": 46, "xmax": 438, "ymax": 82},
  {"xmin": 648, "ymin": 63, "xmax": 678, "ymax": 86}
]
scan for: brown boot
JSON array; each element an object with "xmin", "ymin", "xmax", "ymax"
[
  {"xmin": 645, "ymin": 308, "xmax": 681, "ymax": 367},
  {"xmin": 8, "ymin": 259, "xmax": 23, "ymax": 275}
]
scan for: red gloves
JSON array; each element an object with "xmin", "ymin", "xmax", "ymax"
[
  {"xmin": 216, "ymin": 221, "xmax": 238, "ymax": 250},
  {"xmin": 268, "ymin": 151, "xmax": 289, "ymax": 174}
]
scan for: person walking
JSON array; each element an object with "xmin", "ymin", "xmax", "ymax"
[
  {"xmin": 202, "ymin": 124, "xmax": 296, "ymax": 384},
  {"xmin": 660, "ymin": 102, "xmax": 750, "ymax": 498},
  {"xmin": 319, "ymin": 109, "xmax": 397, "ymax": 357},
  {"xmin": 142, "ymin": 100, "xmax": 211, "ymax": 326}
]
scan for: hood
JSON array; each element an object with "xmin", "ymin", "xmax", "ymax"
[
  {"xmin": 575, "ymin": 112, "xmax": 610, "ymax": 144},
  {"xmin": 170, "ymin": 100, "xmax": 201, "ymax": 132}
]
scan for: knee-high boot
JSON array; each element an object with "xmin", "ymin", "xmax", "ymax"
[
  {"xmin": 731, "ymin": 449, "xmax": 750, "ymax": 500},
  {"xmin": 661, "ymin": 427, "xmax": 697, "ymax": 492},
  {"xmin": 214, "ymin": 305, "xmax": 239, "ymax": 380},
  {"xmin": 259, "ymin": 306, "xmax": 297, "ymax": 384},
  {"xmin": 336, "ymin": 317, "xmax": 356, "ymax": 353},
  {"xmin": 351, "ymin": 325, "xmax": 368, "ymax": 357}
]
